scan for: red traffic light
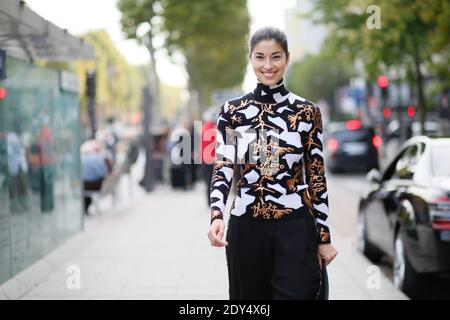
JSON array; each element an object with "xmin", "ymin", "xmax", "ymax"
[
  {"xmin": 377, "ymin": 75, "xmax": 389, "ymax": 89},
  {"xmin": 407, "ymin": 105, "xmax": 416, "ymax": 118},
  {"xmin": 0, "ymin": 87, "xmax": 6, "ymax": 100},
  {"xmin": 383, "ymin": 107, "xmax": 392, "ymax": 119}
]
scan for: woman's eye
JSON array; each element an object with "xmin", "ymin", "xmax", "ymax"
[{"xmin": 273, "ymin": 56, "xmax": 281, "ymax": 60}]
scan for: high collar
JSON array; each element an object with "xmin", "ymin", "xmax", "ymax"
[{"xmin": 251, "ymin": 79, "xmax": 290, "ymax": 103}]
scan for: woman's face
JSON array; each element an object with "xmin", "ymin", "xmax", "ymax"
[{"xmin": 250, "ymin": 39, "xmax": 289, "ymax": 86}]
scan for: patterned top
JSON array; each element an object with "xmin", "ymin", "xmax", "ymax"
[{"xmin": 210, "ymin": 80, "xmax": 331, "ymax": 244}]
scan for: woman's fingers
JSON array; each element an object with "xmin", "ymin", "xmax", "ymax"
[
  {"xmin": 323, "ymin": 251, "xmax": 338, "ymax": 265},
  {"xmin": 210, "ymin": 232, "xmax": 228, "ymax": 246},
  {"xmin": 317, "ymin": 244, "xmax": 338, "ymax": 267},
  {"xmin": 213, "ymin": 238, "xmax": 228, "ymax": 247},
  {"xmin": 207, "ymin": 226, "xmax": 228, "ymax": 247}
]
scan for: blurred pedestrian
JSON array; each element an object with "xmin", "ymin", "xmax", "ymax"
[
  {"xmin": 201, "ymin": 108, "xmax": 218, "ymax": 205},
  {"xmin": 81, "ymin": 139, "xmax": 112, "ymax": 214},
  {"xmin": 207, "ymin": 27, "xmax": 337, "ymax": 300},
  {"xmin": 104, "ymin": 117, "xmax": 120, "ymax": 164}
]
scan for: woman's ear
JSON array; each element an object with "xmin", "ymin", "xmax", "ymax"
[{"xmin": 286, "ymin": 52, "xmax": 290, "ymax": 64}]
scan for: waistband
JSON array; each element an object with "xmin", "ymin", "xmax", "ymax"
[{"xmin": 229, "ymin": 210, "xmax": 315, "ymax": 223}]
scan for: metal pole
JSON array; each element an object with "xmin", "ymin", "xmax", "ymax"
[
  {"xmin": 86, "ymin": 70, "xmax": 96, "ymax": 139},
  {"xmin": 139, "ymin": 87, "xmax": 154, "ymax": 192}
]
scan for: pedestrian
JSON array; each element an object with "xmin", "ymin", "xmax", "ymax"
[
  {"xmin": 207, "ymin": 26, "xmax": 338, "ymax": 300},
  {"xmin": 81, "ymin": 139, "xmax": 112, "ymax": 214},
  {"xmin": 201, "ymin": 108, "xmax": 218, "ymax": 206}
]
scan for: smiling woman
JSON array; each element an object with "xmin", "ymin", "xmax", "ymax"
[
  {"xmin": 249, "ymin": 28, "xmax": 289, "ymax": 86},
  {"xmin": 207, "ymin": 26, "xmax": 338, "ymax": 300}
]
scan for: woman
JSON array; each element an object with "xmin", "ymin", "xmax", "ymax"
[{"xmin": 207, "ymin": 27, "xmax": 338, "ymax": 300}]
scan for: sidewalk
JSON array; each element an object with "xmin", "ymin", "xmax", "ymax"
[{"xmin": 0, "ymin": 179, "xmax": 408, "ymax": 300}]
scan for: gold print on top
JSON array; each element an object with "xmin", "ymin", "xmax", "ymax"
[
  {"xmin": 211, "ymin": 160, "xmax": 228, "ymax": 185},
  {"xmin": 252, "ymin": 199, "xmax": 292, "ymax": 219},
  {"xmin": 252, "ymin": 135, "xmax": 293, "ymax": 177},
  {"xmin": 319, "ymin": 226, "xmax": 330, "ymax": 243},
  {"xmin": 287, "ymin": 165, "xmax": 302, "ymax": 192},
  {"xmin": 250, "ymin": 133, "xmax": 295, "ymax": 219},
  {"xmin": 288, "ymin": 104, "xmax": 316, "ymax": 130},
  {"xmin": 296, "ymin": 103, "xmax": 315, "ymax": 121},
  {"xmin": 287, "ymin": 112, "xmax": 301, "ymax": 130},
  {"xmin": 230, "ymin": 114, "xmax": 242, "ymax": 125},
  {"xmin": 307, "ymin": 158, "xmax": 326, "ymax": 202},
  {"xmin": 253, "ymin": 103, "xmax": 276, "ymax": 131}
]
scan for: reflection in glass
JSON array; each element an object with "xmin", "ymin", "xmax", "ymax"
[{"xmin": 0, "ymin": 56, "xmax": 83, "ymax": 284}]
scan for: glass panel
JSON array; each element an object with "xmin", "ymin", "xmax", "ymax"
[
  {"xmin": 0, "ymin": 74, "xmax": 12, "ymax": 283},
  {"xmin": 333, "ymin": 129, "xmax": 374, "ymax": 142},
  {"xmin": 0, "ymin": 56, "xmax": 83, "ymax": 284}
]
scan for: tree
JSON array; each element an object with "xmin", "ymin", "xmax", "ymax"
[
  {"xmin": 162, "ymin": 0, "xmax": 249, "ymax": 109},
  {"xmin": 74, "ymin": 30, "xmax": 146, "ymax": 122},
  {"xmin": 311, "ymin": 0, "xmax": 450, "ymax": 133},
  {"xmin": 286, "ymin": 42, "xmax": 352, "ymax": 118},
  {"xmin": 118, "ymin": 0, "xmax": 250, "ymax": 112},
  {"xmin": 117, "ymin": 0, "xmax": 161, "ymax": 115}
]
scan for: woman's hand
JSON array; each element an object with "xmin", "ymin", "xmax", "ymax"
[
  {"xmin": 207, "ymin": 219, "xmax": 228, "ymax": 247},
  {"xmin": 317, "ymin": 243, "xmax": 338, "ymax": 269}
]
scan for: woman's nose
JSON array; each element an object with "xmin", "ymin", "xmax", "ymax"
[{"xmin": 263, "ymin": 59, "xmax": 273, "ymax": 69}]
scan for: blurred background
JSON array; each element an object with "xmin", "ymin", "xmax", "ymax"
[{"xmin": 0, "ymin": 0, "xmax": 449, "ymax": 300}]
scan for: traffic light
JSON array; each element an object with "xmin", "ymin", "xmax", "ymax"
[
  {"xmin": 377, "ymin": 75, "xmax": 389, "ymax": 100},
  {"xmin": 86, "ymin": 71, "xmax": 96, "ymax": 97},
  {"xmin": 383, "ymin": 107, "xmax": 392, "ymax": 119},
  {"xmin": 407, "ymin": 105, "xmax": 416, "ymax": 118},
  {"xmin": 0, "ymin": 87, "xmax": 6, "ymax": 100}
]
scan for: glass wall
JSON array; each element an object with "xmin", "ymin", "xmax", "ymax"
[{"xmin": 0, "ymin": 56, "xmax": 83, "ymax": 285}]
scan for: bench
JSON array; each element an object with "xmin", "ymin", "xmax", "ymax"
[{"xmin": 83, "ymin": 139, "xmax": 140, "ymax": 215}]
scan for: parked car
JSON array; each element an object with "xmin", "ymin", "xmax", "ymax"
[
  {"xmin": 357, "ymin": 136, "xmax": 450, "ymax": 298},
  {"xmin": 325, "ymin": 120, "xmax": 380, "ymax": 173}
]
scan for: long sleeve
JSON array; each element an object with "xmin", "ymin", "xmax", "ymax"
[
  {"xmin": 210, "ymin": 102, "xmax": 236, "ymax": 223},
  {"xmin": 303, "ymin": 105, "xmax": 331, "ymax": 244}
]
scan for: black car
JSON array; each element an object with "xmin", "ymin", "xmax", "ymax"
[
  {"xmin": 357, "ymin": 136, "xmax": 450, "ymax": 298},
  {"xmin": 325, "ymin": 120, "xmax": 380, "ymax": 173}
]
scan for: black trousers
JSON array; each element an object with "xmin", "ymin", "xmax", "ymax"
[
  {"xmin": 226, "ymin": 215, "xmax": 322, "ymax": 300},
  {"xmin": 83, "ymin": 179, "xmax": 103, "ymax": 214}
]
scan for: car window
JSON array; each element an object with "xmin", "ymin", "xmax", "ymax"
[
  {"xmin": 383, "ymin": 143, "xmax": 423, "ymax": 181},
  {"xmin": 332, "ymin": 129, "xmax": 373, "ymax": 142},
  {"xmin": 392, "ymin": 144, "xmax": 422, "ymax": 180}
]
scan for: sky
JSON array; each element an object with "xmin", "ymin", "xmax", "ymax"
[{"xmin": 25, "ymin": 0, "xmax": 300, "ymax": 91}]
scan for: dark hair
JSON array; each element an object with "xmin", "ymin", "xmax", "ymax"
[{"xmin": 249, "ymin": 27, "xmax": 289, "ymax": 58}]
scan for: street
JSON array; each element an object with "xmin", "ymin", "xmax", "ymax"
[{"xmin": 8, "ymin": 159, "xmax": 408, "ymax": 300}]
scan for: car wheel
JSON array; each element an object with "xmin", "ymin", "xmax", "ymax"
[
  {"xmin": 393, "ymin": 231, "xmax": 430, "ymax": 299},
  {"xmin": 356, "ymin": 211, "xmax": 383, "ymax": 262}
]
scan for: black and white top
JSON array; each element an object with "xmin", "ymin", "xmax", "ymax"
[{"xmin": 210, "ymin": 80, "xmax": 331, "ymax": 244}]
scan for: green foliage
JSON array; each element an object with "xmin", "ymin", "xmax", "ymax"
[
  {"xmin": 286, "ymin": 42, "xmax": 352, "ymax": 108},
  {"xmin": 117, "ymin": 0, "xmax": 159, "ymax": 41},
  {"xmin": 311, "ymin": 0, "xmax": 450, "ymax": 132},
  {"xmin": 311, "ymin": 0, "xmax": 449, "ymax": 84},
  {"xmin": 162, "ymin": 0, "xmax": 249, "ymax": 107},
  {"xmin": 117, "ymin": 0, "xmax": 250, "ymax": 109},
  {"xmin": 75, "ymin": 30, "xmax": 146, "ymax": 118}
]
